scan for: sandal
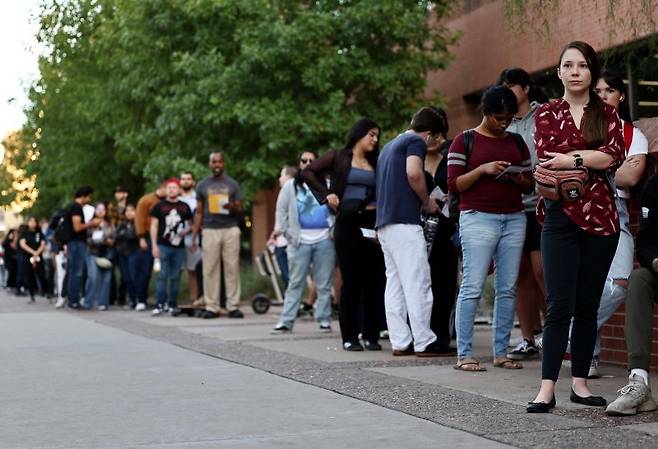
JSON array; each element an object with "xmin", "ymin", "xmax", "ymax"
[
  {"xmin": 453, "ymin": 359, "xmax": 487, "ymax": 372},
  {"xmin": 494, "ymin": 358, "xmax": 523, "ymax": 369}
]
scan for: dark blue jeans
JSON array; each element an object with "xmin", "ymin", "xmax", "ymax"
[
  {"xmin": 133, "ymin": 243, "xmax": 153, "ymax": 305},
  {"xmin": 156, "ymin": 245, "xmax": 185, "ymax": 308},
  {"xmin": 66, "ymin": 240, "xmax": 87, "ymax": 306},
  {"xmin": 118, "ymin": 252, "xmax": 139, "ymax": 307},
  {"xmin": 274, "ymin": 246, "xmax": 289, "ymax": 290}
]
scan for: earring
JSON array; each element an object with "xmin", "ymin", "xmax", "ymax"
[{"xmin": 620, "ymin": 96, "xmax": 625, "ymax": 102}]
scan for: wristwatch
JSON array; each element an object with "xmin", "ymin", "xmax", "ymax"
[{"xmin": 573, "ymin": 154, "xmax": 584, "ymax": 168}]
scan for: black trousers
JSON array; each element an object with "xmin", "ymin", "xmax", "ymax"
[
  {"xmin": 540, "ymin": 201, "xmax": 618, "ymax": 381},
  {"xmin": 23, "ymin": 258, "xmax": 48, "ymax": 299},
  {"xmin": 334, "ymin": 210, "xmax": 386, "ymax": 343},
  {"xmin": 429, "ymin": 232, "xmax": 458, "ymax": 343}
]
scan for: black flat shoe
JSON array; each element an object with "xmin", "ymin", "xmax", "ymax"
[
  {"xmin": 343, "ymin": 341, "xmax": 364, "ymax": 351},
  {"xmin": 570, "ymin": 388, "xmax": 607, "ymax": 407},
  {"xmin": 364, "ymin": 340, "xmax": 382, "ymax": 351},
  {"xmin": 526, "ymin": 396, "xmax": 556, "ymax": 413}
]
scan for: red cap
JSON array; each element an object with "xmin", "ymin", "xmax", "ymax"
[{"xmin": 165, "ymin": 177, "xmax": 180, "ymax": 186}]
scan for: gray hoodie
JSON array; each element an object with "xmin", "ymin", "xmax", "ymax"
[{"xmin": 507, "ymin": 101, "xmax": 540, "ymax": 212}]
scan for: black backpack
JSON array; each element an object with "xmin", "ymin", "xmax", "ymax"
[
  {"xmin": 448, "ymin": 129, "xmax": 527, "ymax": 222},
  {"xmin": 53, "ymin": 206, "xmax": 74, "ymax": 244}
]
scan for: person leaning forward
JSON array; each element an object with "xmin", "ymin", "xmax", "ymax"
[{"xmin": 191, "ymin": 152, "xmax": 244, "ymax": 319}]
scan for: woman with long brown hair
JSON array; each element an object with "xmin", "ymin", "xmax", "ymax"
[{"xmin": 527, "ymin": 41, "xmax": 625, "ymax": 413}]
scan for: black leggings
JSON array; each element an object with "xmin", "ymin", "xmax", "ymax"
[
  {"xmin": 23, "ymin": 258, "xmax": 48, "ymax": 299},
  {"xmin": 334, "ymin": 210, "xmax": 386, "ymax": 343},
  {"xmin": 429, "ymin": 232, "xmax": 458, "ymax": 343},
  {"xmin": 540, "ymin": 202, "xmax": 618, "ymax": 381}
]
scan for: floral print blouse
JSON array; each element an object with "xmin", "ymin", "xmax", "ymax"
[{"xmin": 534, "ymin": 98, "xmax": 625, "ymax": 236}]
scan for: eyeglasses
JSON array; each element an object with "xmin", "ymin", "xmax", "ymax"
[{"xmin": 300, "ymin": 158, "xmax": 314, "ymax": 164}]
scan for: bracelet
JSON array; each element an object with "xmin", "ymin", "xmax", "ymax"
[{"xmin": 573, "ymin": 154, "xmax": 583, "ymax": 168}]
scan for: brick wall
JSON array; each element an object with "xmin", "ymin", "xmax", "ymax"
[{"xmin": 427, "ymin": 0, "xmax": 658, "ymax": 133}]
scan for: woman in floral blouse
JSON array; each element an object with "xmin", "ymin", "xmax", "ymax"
[{"xmin": 527, "ymin": 41, "xmax": 625, "ymax": 413}]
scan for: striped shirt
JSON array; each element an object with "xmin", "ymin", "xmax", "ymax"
[{"xmin": 447, "ymin": 131, "xmax": 531, "ymax": 214}]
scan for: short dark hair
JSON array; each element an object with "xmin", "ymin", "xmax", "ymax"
[
  {"xmin": 74, "ymin": 186, "xmax": 93, "ymax": 198},
  {"xmin": 430, "ymin": 107, "xmax": 449, "ymax": 137},
  {"xmin": 114, "ymin": 185, "xmax": 127, "ymax": 193},
  {"xmin": 409, "ymin": 107, "xmax": 445, "ymax": 135},
  {"xmin": 298, "ymin": 150, "xmax": 319, "ymax": 161},
  {"xmin": 180, "ymin": 171, "xmax": 195, "ymax": 179},
  {"xmin": 599, "ymin": 70, "xmax": 630, "ymax": 121},
  {"xmin": 481, "ymin": 86, "xmax": 519, "ymax": 116}
]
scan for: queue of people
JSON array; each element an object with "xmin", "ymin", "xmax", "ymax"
[{"xmin": 2, "ymin": 39, "xmax": 657, "ymax": 418}]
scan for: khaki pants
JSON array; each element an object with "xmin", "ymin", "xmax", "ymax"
[{"xmin": 202, "ymin": 227, "xmax": 241, "ymax": 312}]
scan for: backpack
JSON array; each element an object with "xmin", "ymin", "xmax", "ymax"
[
  {"xmin": 53, "ymin": 206, "xmax": 74, "ymax": 244},
  {"xmin": 448, "ymin": 129, "xmax": 527, "ymax": 222}
]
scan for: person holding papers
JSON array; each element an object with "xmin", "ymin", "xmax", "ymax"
[{"xmin": 302, "ymin": 118, "xmax": 387, "ymax": 351}]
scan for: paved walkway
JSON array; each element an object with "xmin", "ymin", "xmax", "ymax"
[{"xmin": 2, "ymin": 291, "xmax": 658, "ymax": 448}]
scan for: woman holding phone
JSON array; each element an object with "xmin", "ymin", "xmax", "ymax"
[{"xmin": 448, "ymin": 85, "xmax": 534, "ymax": 372}]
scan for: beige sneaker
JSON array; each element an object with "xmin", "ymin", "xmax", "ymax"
[{"xmin": 606, "ymin": 374, "xmax": 657, "ymax": 415}]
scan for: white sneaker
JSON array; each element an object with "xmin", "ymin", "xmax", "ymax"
[
  {"xmin": 54, "ymin": 297, "xmax": 66, "ymax": 309},
  {"xmin": 606, "ymin": 374, "xmax": 657, "ymax": 415},
  {"xmin": 97, "ymin": 305, "xmax": 108, "ymax": 311},
  {"xmin": 135, "ymin": 303, "xmax": 146, "ymax": 312},
  {"xmin": 152, "ymin": 306, "xmax": 164, "ymax": 316},
  {"xmin": 319, "ymin": 321, "xmax": 332, "ymax": 333},
  {"xmin": 534, "ymin": 333, "xmax": 543, "ymax": 350}
]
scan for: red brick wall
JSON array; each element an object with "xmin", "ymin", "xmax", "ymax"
[{"xmin": 427, "ymin": 0, "xmax": 658, "ymax": 136}]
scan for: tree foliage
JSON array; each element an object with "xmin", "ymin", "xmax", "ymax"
[
  {"xmin": 0, "ymin": 131, "xmax": 38, "ymax": 213},
  {"xmin": 24, "ymin": 0, "xmax": 458, "ymax": 216}
]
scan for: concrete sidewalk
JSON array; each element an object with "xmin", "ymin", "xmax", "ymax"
[
  {"xmin": 3, "ymin": 290, "xmax": 658, "ymax": 448},
  {"xmin": 0, "ymin": 308, "xmax": 510, "ymax": 448}
]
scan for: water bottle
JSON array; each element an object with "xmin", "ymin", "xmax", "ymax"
[{"xmin": 153, "ymin": 257, "xmax": 161, "ymax": 273}]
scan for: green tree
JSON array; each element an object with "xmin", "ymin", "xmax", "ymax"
[{"xmin": 24, "ymin": 0, "xmax": 458, "ymax": 216}]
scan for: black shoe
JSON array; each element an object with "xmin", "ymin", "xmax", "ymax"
[
  {"xmin": 415, "ymin": 340, "xmax": 457, "ymax": 357},
  {"xmin": 270, "ymin": 324, "xmax": 291, "ymax": 334},
  {"xmin": 570, "ymin": 388, "xmax": 607, "ymax": 407},
  {"xmin": 170, "ymin": 308, "xmax": 182, "ymax": 317},
  {"xmin": 198, "ymin": 310, "xmax": 220, "ymax": 319},
  {"xmin": 364, "ymin": 340, "xmax": 382, "ymax": 351},
  {"xmin": 228, "ymin": 309, "xmax": 244, "ymax": 319},
  {"xmin": 68, "ymin": 302, "xmax": 82, "ymax": 310},
  {"xmin": 527, "ymin": 396, "xmax": 556, "ymax": 413},
  {"xmin": 343, "ymin": 341, "xmax": 364, "ymax": 351}
]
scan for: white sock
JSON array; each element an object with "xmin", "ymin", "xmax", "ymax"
[{"xmin": 630, "ymin": 368, "xmax": 650, "ymax": 387}]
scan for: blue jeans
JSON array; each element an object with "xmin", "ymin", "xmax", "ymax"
[
  {"xmin": 278, "ymin": 238, "xmax": 335, "ymax": 327},
  {"xmin": 66, "ymin": 240, "xmax": 87, "ymax": 306},
  {"xmin": 456, "ymin": 211, "xmax": 526, "ymax": 358},
  {"xmin": 593, "ymin": 198, "xmax": 633, "ymax": 358},
  {"xmin": 83, "ymin": 254, "xmax": 112, "ymax": 308},
  {"xmin": 133, "ymin": 244, "xmax": 153, "ymax": 304},
  {"xmin": 156, "ymin": 245, "xmax": 185, "ymax": 308},
  {"xmin": 118, "ymin": 252, "xmax": 139, "ymax": 306}
]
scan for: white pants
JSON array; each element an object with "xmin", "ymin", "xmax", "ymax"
[{"xmin": 378, "ymin": 224, "xmax": 437, "ymax": 352}]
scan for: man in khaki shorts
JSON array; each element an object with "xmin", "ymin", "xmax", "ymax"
[{"xmin": 191, "ymin": 153, "xmax": 244, "ymax": 319}]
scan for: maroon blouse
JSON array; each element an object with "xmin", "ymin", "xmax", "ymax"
[{"xmin": 534, "ymin": 99, "xmax": 625, "ymax": 236}]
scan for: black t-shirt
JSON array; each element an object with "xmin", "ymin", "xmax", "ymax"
[
  {"xmin": 150, "ymin": 200, "xmax": 193, "ymax": 248},
  {"xmin": 19, "ymin": 229, "xmax": 45, "ymax": 255},
  {"xmin": 66, "ymin": 202, "xmax": 86, "ymax": 241}
]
